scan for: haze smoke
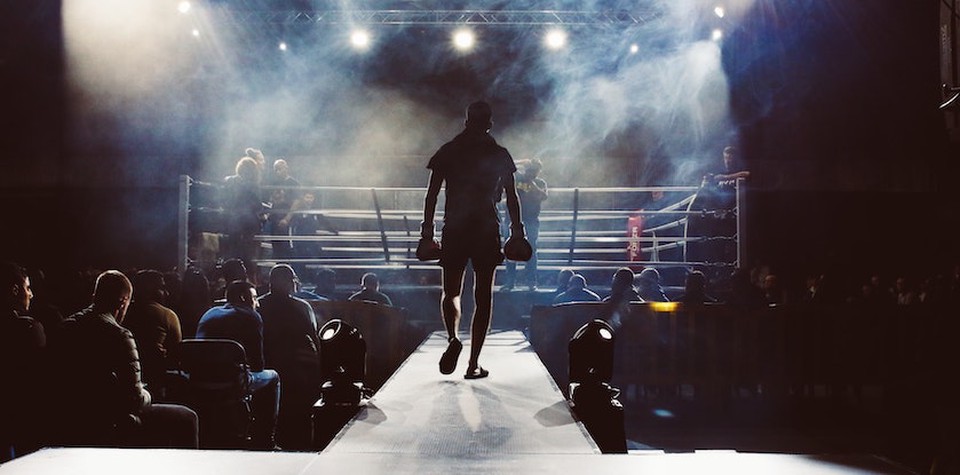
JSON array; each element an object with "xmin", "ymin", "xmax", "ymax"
[{"xmin": 64, "ymin": 0, "xmax": 757, "ymax": 188}]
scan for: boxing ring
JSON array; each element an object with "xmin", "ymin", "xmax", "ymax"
[{"xmin": 176, "ymin": 175, "xmax": 745, "ymax": 282}]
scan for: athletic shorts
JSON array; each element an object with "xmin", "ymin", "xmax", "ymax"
[{"xmin": 439, "ymin": 223, "xmax": 504, "ymax": 270}]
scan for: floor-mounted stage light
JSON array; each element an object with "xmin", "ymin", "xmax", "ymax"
[
  {"xmin": 569, "ymin": 319, "xmax": 615, "ymax": 385},
  {"xmin": 318, "ymin": 318, "xmax": 366, "ymax": 405},
  {"xmin": 567, "ymin": 318, "xmax": 626, "ymax": 453}
]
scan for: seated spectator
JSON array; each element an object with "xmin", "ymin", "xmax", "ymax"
[
  {"xmin": 123, "ymin": 270, "xmax": 182, "ymax": 399},
  {"xmin": 213, "ymin": 258, "xmax": 248, "ymax": 302},
  {"xmin": 1, "ymin": 262, "xmax": 46, "ymax": 461},
  {"xmin": 348, "ymin": 272, "xmax": 393, "ymax": 306},
  {"xmin": 894, "ymin": 276, "xmax": 919, "ymax": 306},
  {"xmin": 25, "ymin": 267, "xmax": 63, "ymax": 341},
  {"xmin": 552, "ymin": 269, "xmax": 575, "ymax": 300},
  {"xmin": 636, "ymin": 267, "xmax": 669, "ymax": 302},
  {"xmin": 291, "ymin": 269, "xmax": 327, "ymax": 301},
  {"xmin": 761, "ymin": 273, "xmax": 787, "ymax": 305},
  {"xmin": 313, "ymin": 268, "xmax": 338, "ymax": 300},
  {"xmin": 600, "ymin": 267, "xmax": 644, "ymax": 329},
  {"xmin": 176, "ymin": 266, "xmax": 212, "ymax": 339},
  {"xmin": 801, "ymin": 272, "xmax": 823, "ymax": 304},
  {"xmin": 677, "ymin": 270, "xmax": 716, "ymax": 304},
  {"xmin": 726, "ymin": 268, "xmax": 764, "ymax": 308},
  {"xmin": 603, "ymin": 268, "xmax": 644, "ymax": 304},
  {"xmin": 257, "ymin": 265, "xmax": 321, "ymax": 450},
  {"xmin": 553, "ymin": 274, "xmax": 601, "ymax": 305},
  {"xmin": 56, "ymin": 270, "xmax": 198, "ymax": 449},
  {"xmin": 865, "ymin": 273, "xmax": 896, "ymax": 305},
  {"xmin": 196, "ymin": 280, "xmax": 280, "ymax": 449}
]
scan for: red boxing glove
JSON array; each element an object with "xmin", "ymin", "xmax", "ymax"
[{"xmin": 416, "ymin": 238, "xmax": 442, "ymax": 261}]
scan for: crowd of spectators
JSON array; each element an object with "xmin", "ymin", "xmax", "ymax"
[
  {"xmin": 545, "ymin": 262, "xmax": 960, "ymax": 310},
  {"xmin": 3, "ymin": 257, "xmax": 959, "ymax": 460},
  {"xmin": 0, "ymin": 257, "xmax": 385, "ymax": 461}
]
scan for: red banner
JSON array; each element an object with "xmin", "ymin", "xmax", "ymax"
[{"xmin": 627, "ymin": 213, "xmax": 643, "ymax": 261}]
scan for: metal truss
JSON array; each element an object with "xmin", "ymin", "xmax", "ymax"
[{"xmin": 225, "ymin": 9, "xmax": 664, "ymax": 27}]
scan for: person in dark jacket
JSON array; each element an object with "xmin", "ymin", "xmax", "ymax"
[
  {"xmin": 59, "ymin": 270, "xmax": 197, "ymax": 448},
  {"xmin": 637, "ymin": 267, "xmax": 669, "ymax": 302},
  {"xmin": 677, "ymin": 270, "xmax": 717, "ymax": 304},
  {"xmin": 197, "ymin": 280, "xmax": 280, "ymax": 449},
  {"xmin": 257, "ymin": 265, "xmax": 320, "ymax": 449},
  {"xmin": 348, "ymin": 272, "xmax": 393, "ymax": 306},
  {"xmin": 552, "ymin": 274, "xmax": 601, "ymax": 305},
  {"xmin": 1, "ymin": 262, "xmax": 46, "ymax": 460},
  {"xmin": 123, "ymin": 270, "xmax": 182, "ymax": 398}
]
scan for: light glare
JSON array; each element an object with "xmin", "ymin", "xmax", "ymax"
[
  {"xmin": 177, "ymin": 1, "xmax": 191, "ymax": 14},
  {"xmin": 711, "ymin": 29, "xmax": 723, "ymax": 42},
  {"xmin": 545, "ymin": 29, "xmax": 567, "ymax": 50},
  {"xmin": 279, "ymin": 42, "xmax": 288, "ymax": 51},
  {"xmin": 350, "ymin": 30, "xmax": 370, "ymax": 49},
  {"xmin": 653, "ymin": 408, "xmax": 675, "ymax": 418},
  {"xmin": 650, "ymin": 301, "xmax": 679, "ymax": 312},
  {"xmin": 191, "ymin": 28, "xmax": 199, "ymax": 37},
  {"xmin": 714, "ymin": 6, "xmax": 725, "ymax": 18},
  {"xmin": 629, "ymin": 43, "xmax": 639, "ymax": 54},
  {"xmin": 452, "ymin": 29, "xmax": 475, "ymax": 51}
]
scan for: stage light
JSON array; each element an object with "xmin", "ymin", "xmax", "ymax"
[
  {"xmin": 629, "ymin": 44, "xmax": 639, "ymax": 54},
  {"xmin": 452, "ymin": 29, "xmax": 475, "ymax": 51},
  {"xmin": 711, "ymin": 29, "xmax": 723, "ymax": 42},
  {"xmin": 567, "ymin": 318, "xmax": 626, "ymax": 453},
  {"xmin": 319, "ymin": 319, "xmax": 365, "ymax": 380},
  {"xmin": 350, "ymin": 30, "xmax": 370, "ymax": 49},
  {"xmin": 714, "ymin": 6, "xmax": 725, "ymax": 18},
  {"xmin": 177, "ymin": 1, "xmax": 191, "ymax": 14},
  {"xmin": 278, "ymin": 41, "xmax": 288, "ymax": 51},
  {"xmin": 544, "ymin": 29, "xmax": 567, "ymax": 50},
  {"xmin": 568, "ymin": 319, "xmax": 615, "ymax": 387}
]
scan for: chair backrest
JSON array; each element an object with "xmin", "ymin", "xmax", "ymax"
[{"xmin": 179, "ymin": 339, "xmax": 249, "ymax": 398}]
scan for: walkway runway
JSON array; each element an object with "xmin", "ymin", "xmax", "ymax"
[{"xmin": 322, "ymin": 330, "xmax": 598, "ymax": 458}]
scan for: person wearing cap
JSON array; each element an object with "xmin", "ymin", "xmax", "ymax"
[{"xmin": 421, "ymin": 100, "xmax": 525, "ymax": 380}]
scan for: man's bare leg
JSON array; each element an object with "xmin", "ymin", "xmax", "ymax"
[
  {"xmin": 439, "ymin": 264, "xmax": 466, "ymax": 374},
  {"xmin": 441, "ymin": 264, "xmax": 466, "ymax": 340},
  {"xmin": 466, "ymin": 265, "xmax": 496, "ymax": 375}
]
